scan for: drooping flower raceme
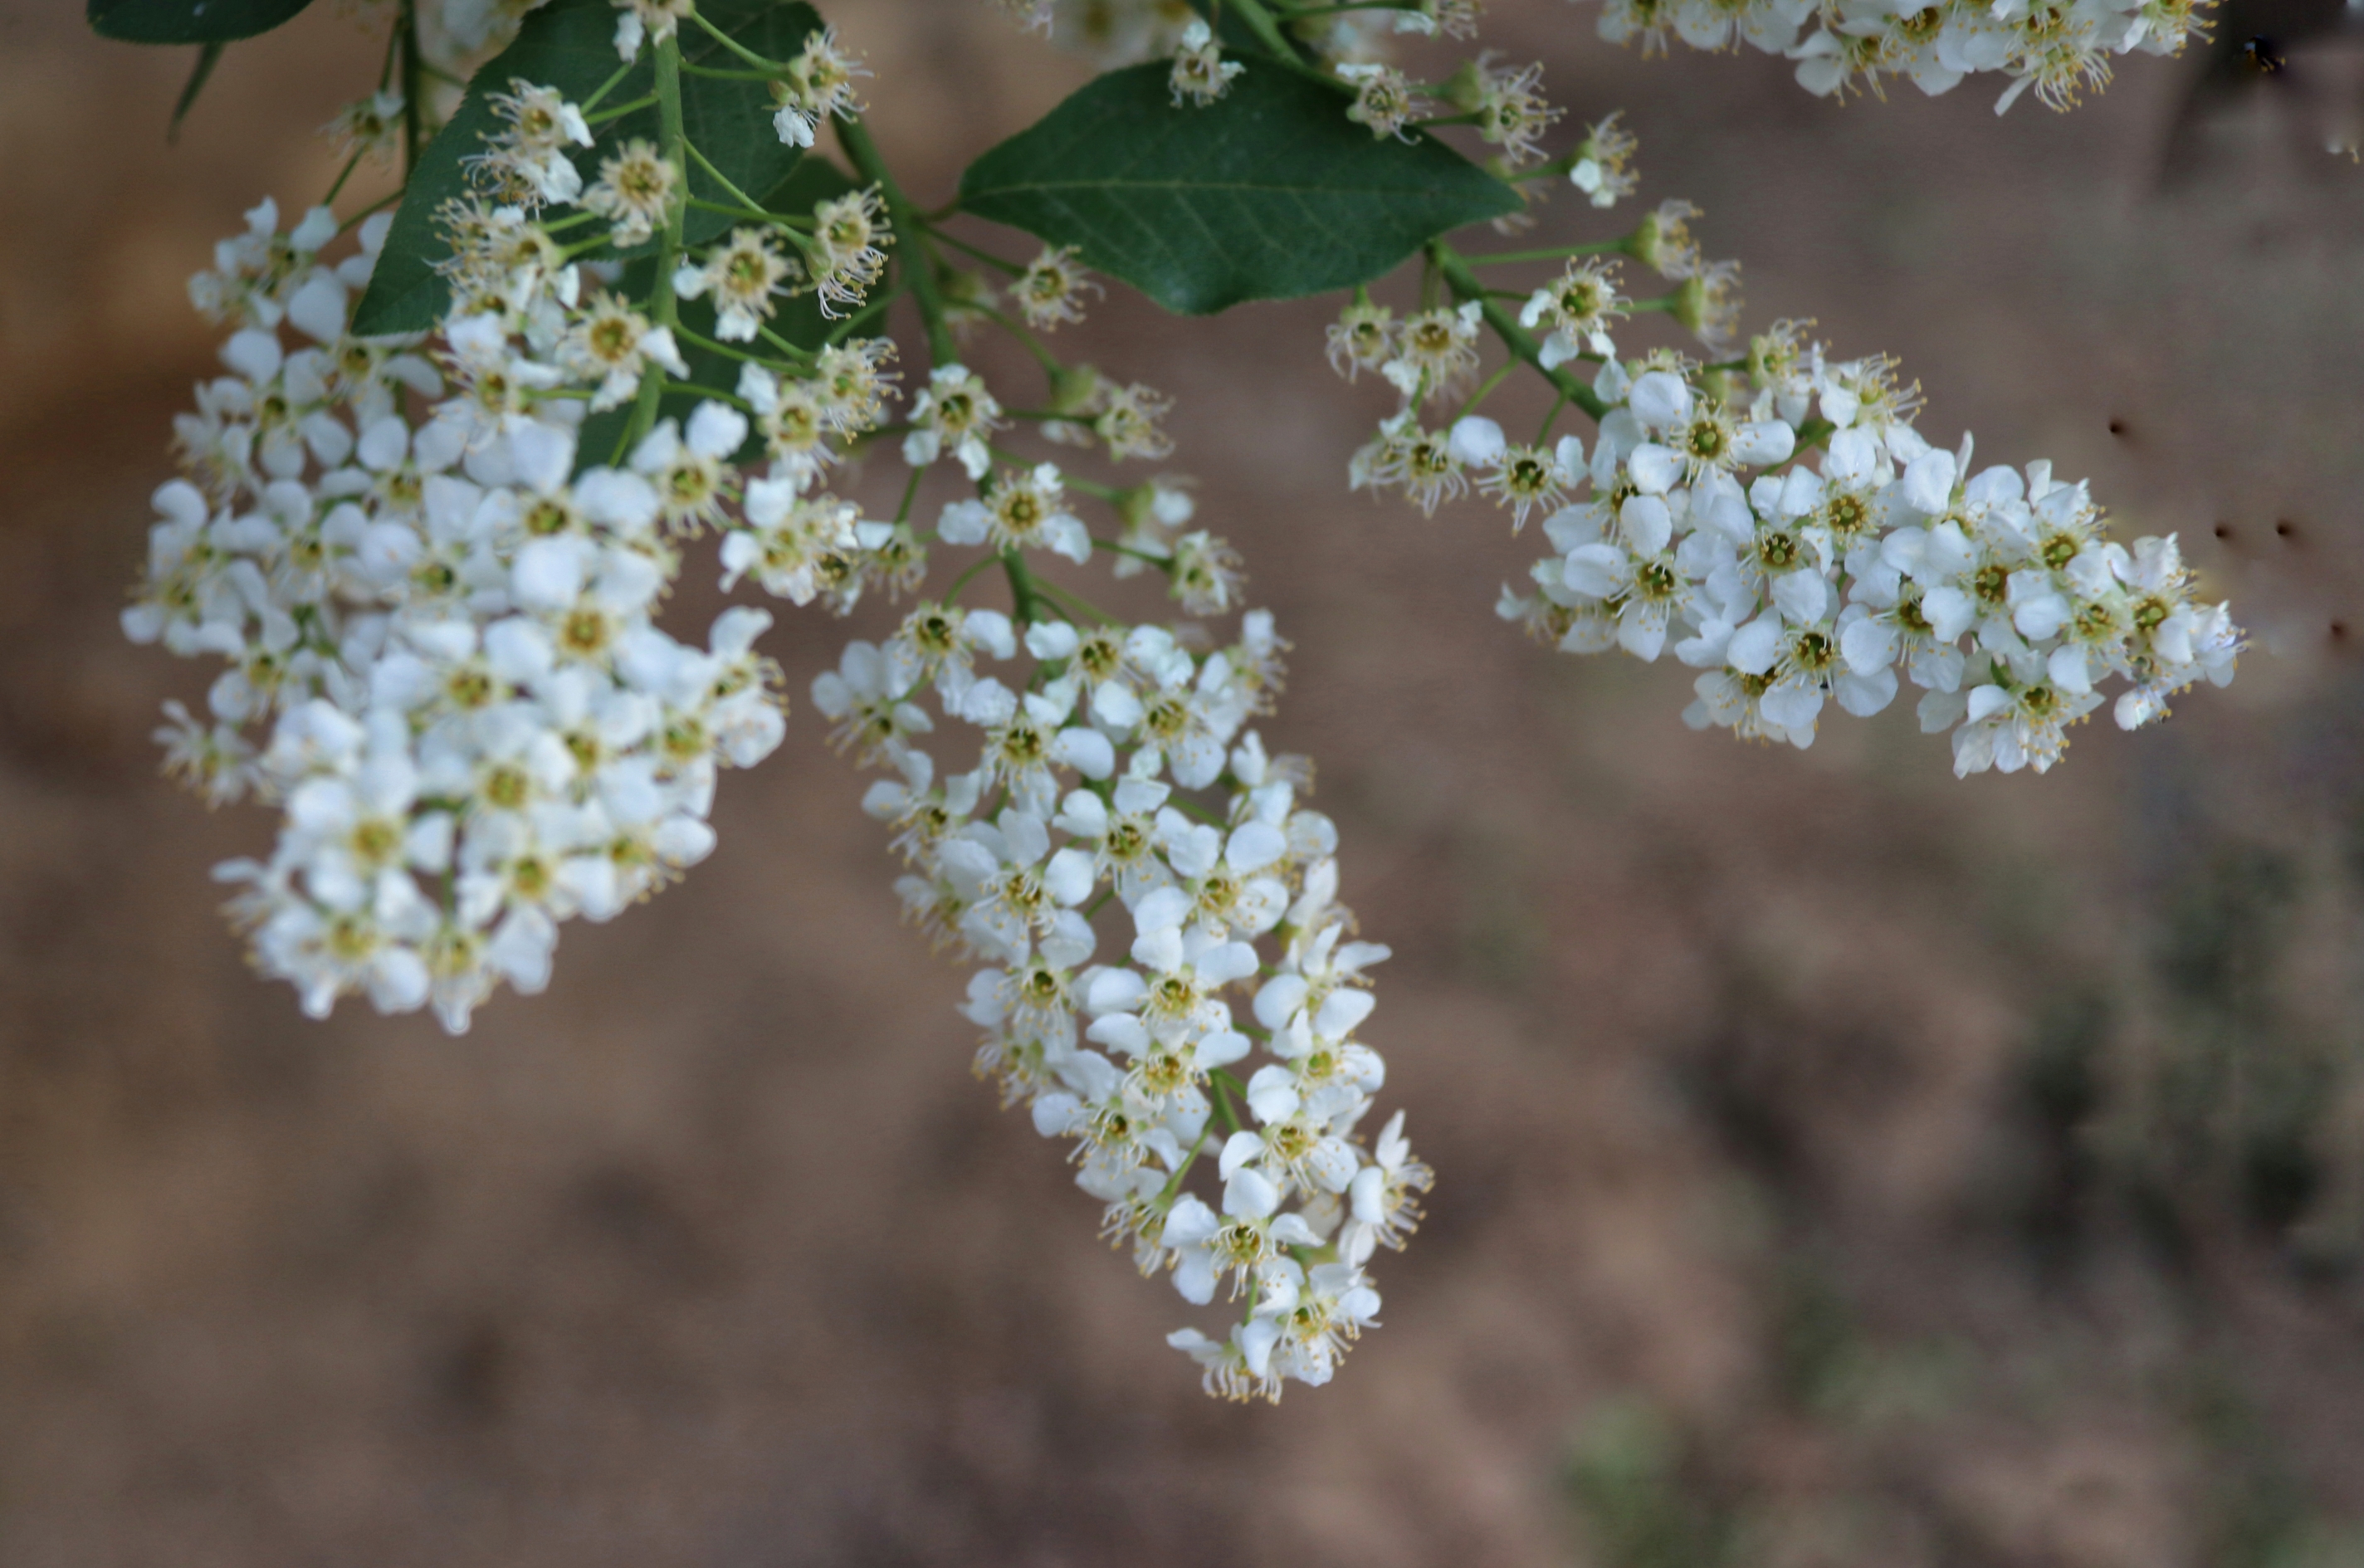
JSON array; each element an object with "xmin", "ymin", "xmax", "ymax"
[
  {"xmin": 1501, "ymin": 330, "xmax": 2242, "ymax": 774},
  {"xmin": 774, "ymin": 343, "xmax": 1434, "ymax": 1400},
  {"xmin": 126, "ymin": 197, "xmax": 819, "ymax": 1031},
  {"xmin": 1333, "ymin": 263, "xmax": 2241, "ymax": 773},
  {"xmin": 129, "ymin": 38, "xmax": 916, "ymax": 1033}
]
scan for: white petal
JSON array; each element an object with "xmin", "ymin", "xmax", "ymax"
[{"xmin": 1223, "ymin": 1165, "xmax": 1281, "ymax": 1220}]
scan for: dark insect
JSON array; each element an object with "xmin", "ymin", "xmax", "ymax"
[{"xmin": 2156, "ymin": 0, "xmax": 2360, "ymax": 183}]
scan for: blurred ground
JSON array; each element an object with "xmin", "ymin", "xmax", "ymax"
[{"xmin": 5, "ymin": 2, "xmax": 2364, "ymax": 1564}]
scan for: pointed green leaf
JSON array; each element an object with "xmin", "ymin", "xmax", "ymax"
[
  {"xmin": 89, "ymin": 0, "xmax": 313, "ymax": 44},
  {"xmin": 351, "ymin": 0, "xmax": 820, "ymax": 337},
  {"xmin": 956, "ymin": 61, "xmax": 1520, "ymax": 315}
]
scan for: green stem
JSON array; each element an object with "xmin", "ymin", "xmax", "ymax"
[
  {"xmin": 1210, "ymin": 1071, "xmax": 1245, "ymax": 1136},
  {"xmin": 825, "ymin": 286, "xmax": 902, "ymax": 344},
  {"xmin": 1223, "ymin": 0, "xmax": 1311, "ymax": 65},
  {"xmin": 891, "ymin": 464, "xmax": 925, "ymax": 526},
  {"xmin": 684, "ymin": 142, "xmax": 800, "ymax": 232},
  {"xmin": 1452, "ymin": 355, "xmax": 1519, "ymax": 424},
  {"xmin": 688, "ymin": 7, "xmax": 794, "ymax": 72},
  {"xmin": 1093, "ymin": 539, "xmax": 1174, "ymax": 570},
  {"xmin": 321, "ymin": 146, "xmax": 367, "ymax": 206},
  {"xmin": 334, "ymin": 185, "xmax": 403, "ymax": 237},
  {"xmin": 1155, "ymin": 1131, "xmax": 1210, "ymax": 1204},
  {"xmin": 1458, "ymin": 241, "xmax": 1624, "ymax": 266},
  {"xmin": 838, "ymin": 114, "xmax": 955, "ymax": 364},
  {"xmin": 686, "ymin": 194, "xmax": 814, "ymax": 228},
  {"xmin": 1509, "ymin": 153, "xmax": 1582, "ymax": 185},
  {"xmin": 978, "ymin": 308, "xmax": 1063, "ymax": 375},
  {"xmin": 1035, "ymin": 577, "xmax": 1119, "ymax": 626},
  {"xmin": 680, "ymin": 61, "xmax": 785, "ymax": 80},
  {"xmin": 1166, "ymin": 794, "xmax": 1225, "ymax": 827},
  {"xmin": 1058, "ymin": 471, "xmax": 1122, "ymax": 501},
  {"xmin": 587, "ymin": 92, "xmax": 659, "ymax": 125},
  {"xmin": 926, "ymin": 225, "xmax": 1025, "ymax": 276},
  {"xmin": 672, "ymin": 324, "xmax": 789, "ymax": 364},
  {"xmin": 1430, "ymin": 241, "xmax": 1609, "ymax": 422},
  {"xmin": 989, "ymin": 442, "xmax": 1092, "ymax": 484},
  {"xmin": 1000, "ymin": 549, "xmax": 1041, "ymax": 623},
  {"xmin": 377, "ymin": 9, "xmax": 400, "ymax": 90},
  {"xmin": 755, "ymin": 323, "xmax": 818, "ymax": 360},
  {"xmin": 1534, "ymin": 387, "xmax": 1570, "ymax": 447},
  {"xmin": 578, "ymin": 57, "xmax": 638, "ymax": 115},
  {"xmin": 623, "ymin": 37, "xmax": 688, "ymax": 456},
  {"xmin": 943, "ymin": 553, "xmax": 999, "ymax": 603}
]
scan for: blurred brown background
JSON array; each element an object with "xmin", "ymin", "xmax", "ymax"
[{"xmin": 7, "ymin": 1, "xmax": 2364, "ymax": 1562}]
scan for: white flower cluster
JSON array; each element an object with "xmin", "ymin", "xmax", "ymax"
[
  {"xmin": 122, "ymin": 169, "xmax": 917, "ymax": 1028},
  {"xmin": 1169, "ymin": 18, "xmax": 1248, "ymax": 106},
  {"xmin": 802, "ymin": 408, "xmax": 1432, "ymax": 1400},
  {"xmin": 765, "ymin": 25, "xmax": 869, "ymax": 149},
  {"xmin": 125, "ymin": 5, "xmax": 1443, "ymax": 1404},
  {"xmin": 1581, "ymin": 0, "xmax": 2210, "ymax": 112},
  {"xmin": 1486, "ymin": 324, "xmax": 2241, "ymax": 774},
  {"xmin": 1334, "ymin": 251, "xmax": 1731, "ymax": 511}
]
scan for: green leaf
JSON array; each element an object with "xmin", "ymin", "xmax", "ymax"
[
  {"xmin": 89, "ymin": 0, "xmax": 313, "ymax": 44},
  {"xmin": 956, "ymin": 61, "xmax": 1520, "ymax": 315},
  {"xmin": 351, "ymin": 0, "xmax": 820, "ymax": 337},
  {"xmin": 574, "ymin": 156, "xmax": 857, "ymax": 472}
]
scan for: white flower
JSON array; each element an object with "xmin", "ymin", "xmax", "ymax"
[
  {"xmin": 723, "ymin": 473, "xmax": 861, "ymax": 605},
  {"xmin": 1168, "ymin": 18, "xmax": 1244, "ymax": 105},
  {"xmin": 813, "ymin": 640, "xmax": 932, "ymax": 764},
  {"xmin": 769, "ymin": 25, "xmax": 869, "ymax": 146},
  {"xmin": 902, "ymin": 363, "xmax": 1004, "ymax": 480},
  {"xmin": 673, "ymin": 227, "xmax": 794, "ymax": 343},
  {"xmin": 937, "ymin": 462, "xmax": 1092, "ymax": 564}
]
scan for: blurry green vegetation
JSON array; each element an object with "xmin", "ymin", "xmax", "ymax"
[
  {"xmin": 1568, "ymin": 808, "xmax": 2364, "ymax": 1567},
  {"xmin": 2183, "ymin": 1362, "xmax": 2364, "ymax": 1568},
  {"xmin": 2007, "ymin": 839, "xmax": 2363, "ymax": 1272},
  {"xmin": 1565, "ymin": 1268, "xmax": 1967, "ymax": 1568},
  {"xmin": 2133, "ymin": 846, "xmax": 2339, "ymax": 1245},
  {"xmin": 1565, "ymin": 1401, "xmax": 1734, "ymax": 1568}
]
